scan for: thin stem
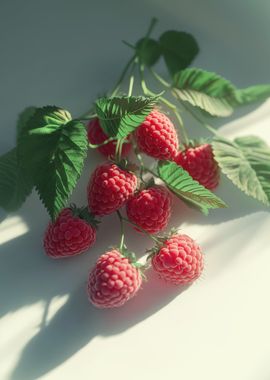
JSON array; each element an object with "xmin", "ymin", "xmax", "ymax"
[
  {"xmin": 116, "ymin": 210, "xmax": 125, "ymax": 251},
  {"xmin": 149, "ymin": 67, "xmax": 170, "ymax": 88},
  {"xmin": 144, "ymin": 17, "xmax": 158, "ymax": 40},
  {"xmin": 88, "ymin": 136, "xmax": 115, "ymax": 149},
  {"xmin": 111, "ymin": 54, "xmax": 137, "ymax": 97},
  {"xmin": 121, "ymin": 216, "xmax": 160, "ymax": 244}
]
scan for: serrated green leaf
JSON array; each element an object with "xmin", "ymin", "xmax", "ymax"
[
  {"xmin": 95, "ymin": 95, "xmax": 158, "ymax": 139},
  {"xmin": 172, "ymin": 68, "xmax": 270, "ymax": 117},
  {"xmin": 0, "ymin": 148, "xmax": 33, "ymax": 211},
  {"xmin": 17, "ymin": 107, "xmax": 87, "ymax": 220},
  {"xmin": 212, "ymin": 135, "xmax": 270, "ymax": 206},
  {"xmin": 16, "ymin": 106, "xmax": 37, "ymax": 140},
  {"xmin": 159, "ymin": 31, "xmax": 199, "ymax": 78},
  {"xmin": 158, "ymin": 160, "xmax": 227, "ymax": 214},
  {"xmin": 136, "ymin": 38, "xmax": 161, "ymax": 67}
]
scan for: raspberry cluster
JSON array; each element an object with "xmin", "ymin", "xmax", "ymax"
[{"xmin": 44, "ymin": 109, "xmax": 219, "ymax": 308}]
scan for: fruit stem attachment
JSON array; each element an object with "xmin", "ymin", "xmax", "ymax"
[
  {"xmin": 121, "ymin": 215, "xmax": 160, "ymax": 244},
  {"xmin": 88, "ymin": 136, "xmax": 115, "ymax": 149}
]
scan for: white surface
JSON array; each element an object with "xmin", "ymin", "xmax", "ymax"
[{"xmin": 1, "ymin": 1, "xmax": 270, "ymax": 379}]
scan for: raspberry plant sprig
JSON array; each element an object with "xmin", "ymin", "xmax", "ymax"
[{"xmin": 1, "ymin": 18, "xmax": 270, "ymax": 308}]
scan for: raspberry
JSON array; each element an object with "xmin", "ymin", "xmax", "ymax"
[
  {"xmin": 44, "ymin": 207, "xmax": 97, "ymax": 259},
  {"xmin": 174, "ymin": 144, "xmax": 220, "ymax": 190},
  {"xmin": 87, "ymin": 249, "xmax": 142, "ymax": 308},
  {"xmin": 87, "ymin": 118, "xmax": 131, "ymax": 158},
  {"xmin": 151, "ymin": 234, "xmax": 204, "ymax": 285},
  {"xmin": 87, "ymin": 163, "xmax": 137, "ymax": 216},
  {"xmin": 135, "ymin": 110, "xmax": 179, "ymax": 160},
  {"xmin": 126, "ymin": 186, "xmax": 172, "ymax": 234}
]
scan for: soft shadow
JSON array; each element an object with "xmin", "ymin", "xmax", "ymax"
[{"xmin": 11, "ymin": 271, "xmax": 188, "ymax": 380}]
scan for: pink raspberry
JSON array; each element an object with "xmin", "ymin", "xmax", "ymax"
[
  {"xmin": 126, "ymin": 186, "xmax": 172, "ymax": 234},
  {"xmin": 151, "ymin": 234, "xmax": 204, "ymax": 285},
  {"xmin": 87, "ymin": 163, "xmax": 137, "ymax": 216},
  {"xmin": 174, "ymin": 143, "xmax": 220, "ymax": 190},
  {"xmin": 135, "ymin": 110, "xmax": 179, "ymax": 160},
  {"xmin": 87, "ymin": 249, "xmax": 142, "ymax": 308},
  {"xmin": 44, "ymin": 207, "xmax": 97, "ymax": 259},
  {"xmin": 87, "ymin": 118, "xmax": 131, "ymax": 158}
]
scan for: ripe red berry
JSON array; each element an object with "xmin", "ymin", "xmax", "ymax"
[
  {"xmin": 174, "ymin": 143, "xmax": 220, "ymax": 190},
  {"xmin": 87, "ymin": 163, "xmax": 137, "ymax": 216},
  {"xmin": 88, "ymin": 249, "xmax": 142, "ymax": 308},
  {"xmin": 87, "ymin": 118, "xmax": 131, "ymax": 158},
  {"xmin": 151, "ymin": 234, "xmax": 204, "ymax": 285},
  {"xmin": 135, "ymin": 110, "xmax": 179, "ymax": 160},
  {"xmin": 126, "ymin": 186, "xmax": 172, "ymax": 234},
  {"xmin": 44, "ymin": 207, "xmax": 97, "ymax": 259}
]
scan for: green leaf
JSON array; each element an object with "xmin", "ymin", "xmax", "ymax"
[
  {"xmin": 212, "ymin": 135, "xmax": 270, "ymax": 206},
  {"xmin": 16, "ymin": 106, "xmax": 37, "ymax": 139},
  {"xmin": 0, "ymin": 148, "xmax": 33, "ymax": 211},
  {"xmin": 172, "ymin": 68, "xmax": 270, "ymax": 117},
  {"xmin": 159, "ymin": 31, "xmax": 199, "ymax": 78},
  {"xmin": 18, "ymin": 107, "xmax": 87, "ymax": 220},
  {"xmin": 158, "ymin": 160, "xmax": 227, "ymax": 215},
  {"xmin": 95, "ymin": 95, "xmax": 158, "ymax": 139},
  {"xmin": 136, "ymin": 38, "xmax": 161, "ymax": 67}
]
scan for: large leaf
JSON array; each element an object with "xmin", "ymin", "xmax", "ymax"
[
  {"xmin": 18, "ymin": 107, "xmax": 87, "ymax": 220},
  {"xmin": 0, "ymin": 148, "xmax": 33, "ymax": 211},
  {"xmin": 136, "ymin": 38, "xmax": 161, "ymax": 67},
  {"xmin": 173, "ymin": 68, "xmax": 270, "ymax": 117},
  {"xmin": 158, "ymin": 160, "xmax": 227, "ymax": 215},
  {"xmin": 212, "ymin": 135, "xmax": 270, "ymax": 206},
  {"xmin": 95, "ymin": 95, "xmax": 158, "ymax": 139},
  {"xmin": 159, "ymin": 31, "xmax": 199, "ymax": 78}
]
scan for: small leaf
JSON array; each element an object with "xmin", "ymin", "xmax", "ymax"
[
  {"xmin": 0, "ymin": 148, "xmax": 33, "ymax": 211},
  {"xmin": 212, "ymin": 135, "xmax": 270, "ymax": 206},
  {"xmin": 159, "ymin": 31, "xmax": 199, "ymax": 78},
  {"xmin": 95, "ymin": 95, "xmax": 158, "ymax": 139},
  {"xmin": 173, "ymin": 68, "xmax": 270, "ymax": 117},
  {"xmin": 158, "ymin": 160, "xmax": 227, "ymax": 215},
  {"xmin": 16, "ymin": 106, "xmax": 37, "ymax": 139},
  {"xmin": 136, "ymin": 38, "xmax": 161, "ymax": 66},
  {"xmin": 18, "ymin": 107, "xmax": 87, "ymax": 220}
]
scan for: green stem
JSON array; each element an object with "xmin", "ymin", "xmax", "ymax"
[
  {"xmin": 88, "ymin": 137, "xmax": 115, "ymax": 149},
  {"xmin": 116, "ymin": 210, "xmax": 125, "ymax": 251},
  {"xmin": 121, "ymin": 216, "xmax": 160, "ymax": 244},
  {"xmin": 149, "ymin": 67, "xmax": 170, "ymax": 88},
  {"xmin": 111, "ymin": 54, "xmax": 137, "ymax": 97}
]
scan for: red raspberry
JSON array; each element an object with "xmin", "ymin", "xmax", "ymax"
[
  {"xmin": 174, "ymin": 144, "xmax": 220, "ymax": 190},
  {"xmin": 135, "ymin": 110, "xmax": 179, "ymax": 160},
  {"xmin": 44, "ymin": 207, "xmax": 97, "ymax": 259},
  {"xmin": 87, "ymin": 249, "xmax": 142, "ymax": 308},
  {"xmin": 87, "ymin": 118, "xmax": 131, "ymax": 158},
  {"xmin": 126, "ymin": 186, "xmax": 172, "ymax": 234},
  {"xmin": 87, "ymin": 163, "xmax": 137, "ymax": 216},
  {"xmin": 151, "ymin": 234, "xmax": 204, "ymax": 285}
]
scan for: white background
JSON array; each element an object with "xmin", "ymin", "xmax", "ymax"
[{"xmin": 1, "ymin": 1, "xmax": 270, "ymax": 379}]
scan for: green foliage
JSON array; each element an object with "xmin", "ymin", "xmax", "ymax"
[
  {"xmin": 95, "ymin": 95, "xmax": 158, "ymax": 139},
  {"xmin": 159, "ymin": 31, "xmax": 199, "ymax": 78},
  {"xmin": 173, "ymin": 68, "xmax": 270, "ymax": 117},
  {"xmin": 18, "ymin": 107, "xmax": 87, "ymax": 220},
  {"xmin": 16, "ymin": 106, "xmax": 37, "ymax": 140},
  {"xmin": 0, "ymin": 148, "xmax": 33, "ymax": 211},
  {"xmin": 212, "ymin": 135, "xmax": 270, "ymax": 206},
  {"xmin": 136, "ymin": 38, "xmax": 161, "ymax": 67},
  {"xmin": 158, "ymin": 160, "xmax": 227, "ymax": 215}
]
